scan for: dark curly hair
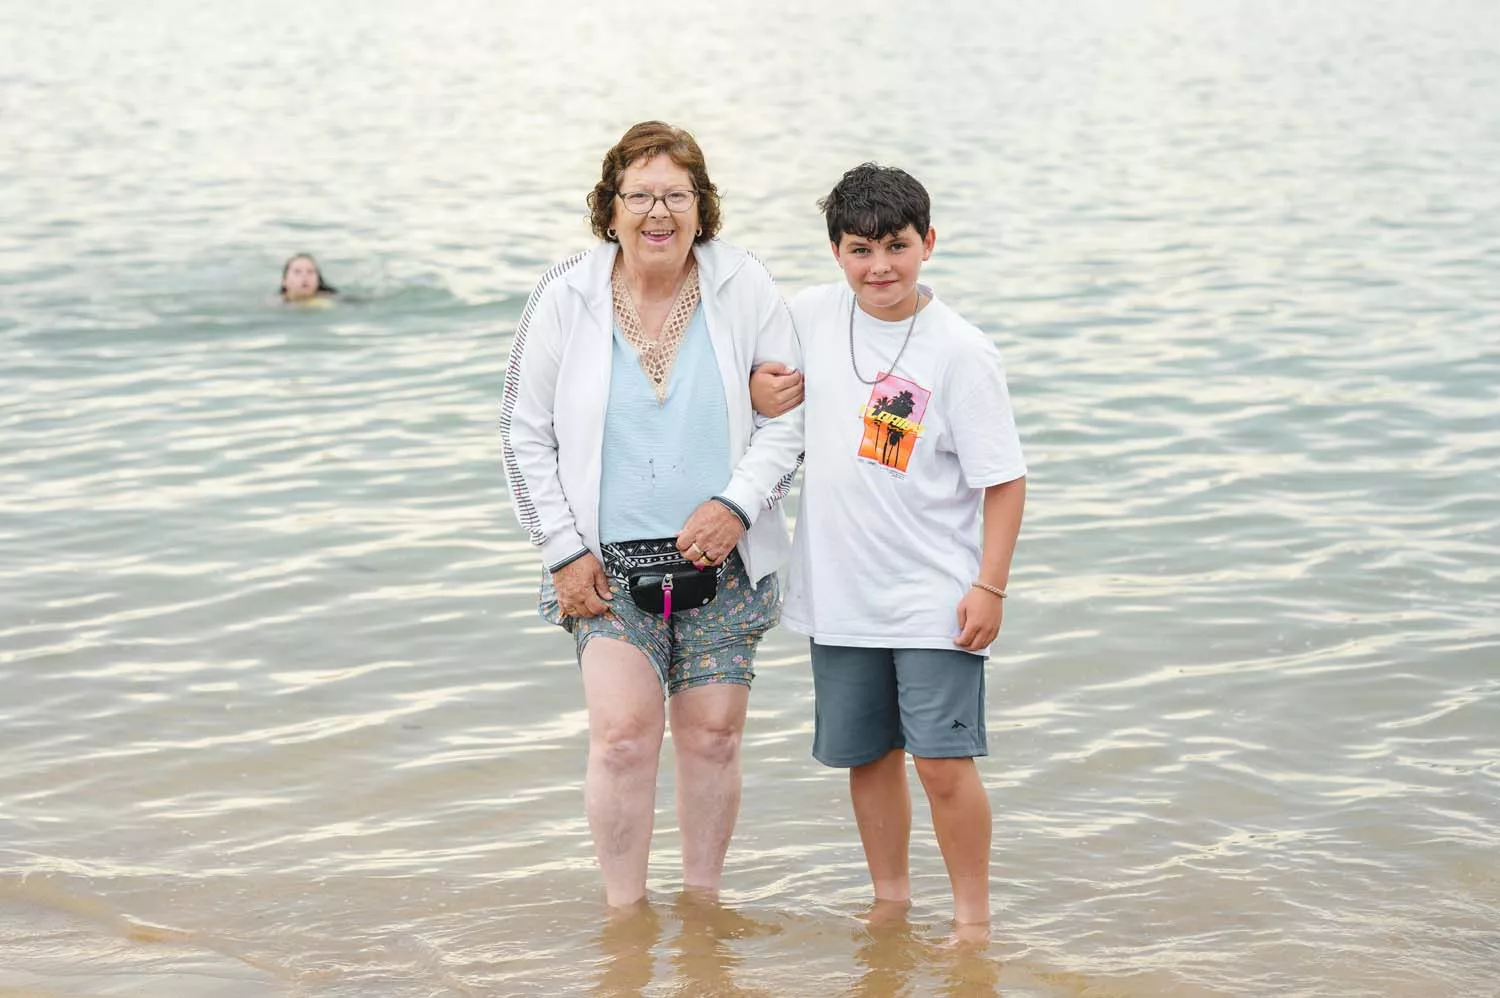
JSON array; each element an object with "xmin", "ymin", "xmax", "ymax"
[
  {"xmin": 818, "ymin": 163, "xmax": 931, "ymax": 245},
  {"xmin": 586, "ymin": 121, "xmax": 721, "ymax": 244}
]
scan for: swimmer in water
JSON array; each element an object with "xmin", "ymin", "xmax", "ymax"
[{"xmin": 280, "ymin": 254, "xmax": 339, "ymax": 304}]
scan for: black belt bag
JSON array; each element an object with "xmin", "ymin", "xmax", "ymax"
[{"xmin": 600, "ymin": 538, "xmax": 721, "ymax": 620}]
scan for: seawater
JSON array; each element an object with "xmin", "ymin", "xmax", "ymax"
[{"xmin": 2, "ymin": 2, "xmax": 1497, "ymax": 995}]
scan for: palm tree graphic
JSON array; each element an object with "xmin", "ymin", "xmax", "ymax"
[{"xmin": 871, "ymin": 389, "xmax": 917, "ymax": 467}]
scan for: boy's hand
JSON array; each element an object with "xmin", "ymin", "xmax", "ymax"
[
  {"xmin": 953, "ymin": 587, "xmax": 1004, "ymax": 651},
  {"xmin": 750, "ymin": 362, "xmax": 804, "ymax": 419}
]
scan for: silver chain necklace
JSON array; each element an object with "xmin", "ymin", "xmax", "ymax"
[{"xmin": 848, "ymin": 289, "xmax": 922, "ymax": 385}]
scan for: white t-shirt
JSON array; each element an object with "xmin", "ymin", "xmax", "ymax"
[{"xmin": 781, "ymin": 282, "xmax": 1027, "ymax": 655}]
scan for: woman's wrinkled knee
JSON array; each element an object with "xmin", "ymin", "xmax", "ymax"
[
  {"xmin": 674, "ymin": 716, "xmax": 744, "ymax": 767},
  {"xmin": 590, "ymin": 715, "xmax": 664, "ymax": 773}
]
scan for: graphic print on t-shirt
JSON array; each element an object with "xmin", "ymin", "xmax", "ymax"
[{"xmin": 857, "ymin": 372, "xmax": 931, "ymax": 475}]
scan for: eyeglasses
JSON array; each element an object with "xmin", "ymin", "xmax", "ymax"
[{"xmin": 616, "ymin": 189, "xmax": 698, "ymax": 214}]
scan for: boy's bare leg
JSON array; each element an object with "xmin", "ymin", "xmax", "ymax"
[
  {"xmin": 912, "ymin": 755, "xmax": 992, "ymax": 924},
  {"xmin": 849, "ymin": 748, "xmax": 913, "ymax": 902},
  {"xmin": 580, "ymin": 638, "xmax": 668, "ymax": 908},
  {"xmin": 669, "ymin": 681, "xmax": 749, "ymax": 892}
]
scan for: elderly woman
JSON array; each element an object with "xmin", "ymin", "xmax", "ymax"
[{"xmin": 500, "ymin": 121, "xmax": 803, "ymax": 908}]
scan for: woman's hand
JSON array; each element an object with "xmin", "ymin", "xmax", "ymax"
[
  {"xmin": 749, "ymin": 362, "xmax": 804, "ymax": 419},
  {"xmin": 553, "ymin": 554, "xmax": 614, "ymax": 618},
  {"xmin": 676, "ymin": 501, "xmax": 747, "ymax": 570},
  {"xmin": 953, "ymin": 587, "xmax": 1004, "ymax": 652}
]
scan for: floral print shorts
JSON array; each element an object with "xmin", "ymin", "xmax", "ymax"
[{"xmin": 539, "ymin": 550, "xmax": 780, "ymax": 696}]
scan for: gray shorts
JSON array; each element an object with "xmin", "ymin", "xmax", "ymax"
[
  {"xmin": 810, "ymin": 641, "xmax": 988, "ymax": 768},
  {"xmin": 539, "ymin": 551, "xmax": 780, "ymax": 697}
]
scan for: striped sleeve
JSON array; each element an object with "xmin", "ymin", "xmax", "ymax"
[
  {"xmin": 765, "ymin": 455, "xmax": 803, "ymax": 508},
  {"xmin": 499, "ymin": 250, "xmax": 589, "ymax": 550}
]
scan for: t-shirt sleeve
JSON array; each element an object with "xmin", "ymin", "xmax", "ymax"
[{"xmin": 946, "ymin": 335, "xmax": 1028, "ymax": 488}]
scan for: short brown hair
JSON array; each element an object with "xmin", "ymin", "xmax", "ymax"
[{"xmin": 586, "ymin": 121, "xmax": 721, "ymax": 244}]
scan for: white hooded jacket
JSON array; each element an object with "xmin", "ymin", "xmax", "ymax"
[{"xmin": 500, "ymin": 240, "xmax": 803, "ymax": 585}]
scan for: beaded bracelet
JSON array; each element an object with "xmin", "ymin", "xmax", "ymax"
[{"xmin": 971, "ymin": 581, "xmax": 1008, "ymax": 599}]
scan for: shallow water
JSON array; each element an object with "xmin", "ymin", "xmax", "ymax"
[{"xmin": 3, "ymin": 1, "xmax": 1498, "ymax": 995}]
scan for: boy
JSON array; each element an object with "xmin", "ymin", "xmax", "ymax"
[{"xmin": 762, "ymin": 164, "xmax": 1027, "ymax": 927}]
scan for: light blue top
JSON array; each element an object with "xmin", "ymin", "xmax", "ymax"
[{"xmin": 598, "ymin": 305, "xmax": 732, "ymax": 543}]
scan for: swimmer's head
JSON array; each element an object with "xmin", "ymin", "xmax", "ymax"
[{"xmin": 280, "ymin": 254, "xmax": 338, "ymax": 301}]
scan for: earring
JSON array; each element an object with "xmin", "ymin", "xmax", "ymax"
[
  {"xmin": 696, "ymin": 227, "xmax": 703, "ymax": 237},
  {"xmin": 607, "ymin": 228, "xmax": 616, "ymax": 239}
]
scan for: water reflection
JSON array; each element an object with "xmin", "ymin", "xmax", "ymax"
[
  {"xmin": 936, "ymin": 941, "xmax": 1003, "ymax": 998},
  {"xmin": 847, "ymin": 900, "xmax": 924, "ymax": 998},
  {"xmin": 664, "ymin": 892, "xmax": 778, "ymax": 997},
  {"xmin": 846, "ymin": 901, "xmax": 1000, "ymax": 998},
  {"xmin": 592, "ymin": 893, "xmax": 780, "ymax": 997},
  {"xmin": 592, "ymin": 902, "xmax": 660, "ymax": 998}
]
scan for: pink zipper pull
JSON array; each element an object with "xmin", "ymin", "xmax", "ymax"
[{"xmin": 662, "ymin": 574, "xmax": 674, "ymax": 621}]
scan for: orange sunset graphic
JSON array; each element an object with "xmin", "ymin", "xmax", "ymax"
[{"xmin": 857, "ymin": 373, "xmax": 931, "ymax": 474}]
